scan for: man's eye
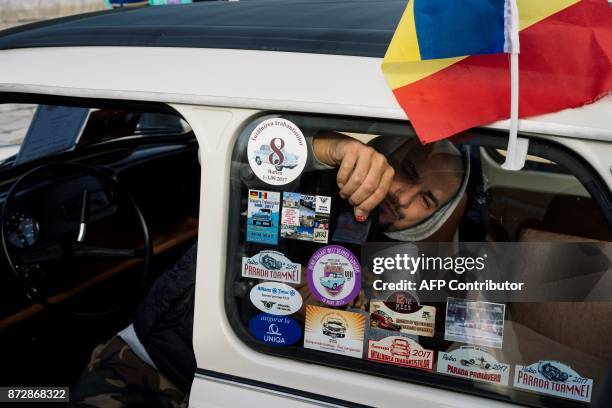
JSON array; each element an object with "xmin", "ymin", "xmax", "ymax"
[{"xmin": 420, "ymin": 194, "xmax": 433, "ymax": 210}]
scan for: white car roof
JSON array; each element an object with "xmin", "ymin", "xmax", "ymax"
[{"xmin": 0, "ymin": 0, "xmax": 610, "ymax": 142}]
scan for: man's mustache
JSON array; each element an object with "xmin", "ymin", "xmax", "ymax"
[{"xmin": 385, "ymin": 195, "xmax": 405, "ymax": 220}]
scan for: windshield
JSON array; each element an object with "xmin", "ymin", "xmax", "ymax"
[{"xmin": 0, "ymin": 103, "xmax": 191, "ymax": 167}]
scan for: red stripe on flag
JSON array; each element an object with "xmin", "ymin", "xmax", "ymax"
[{"xmin": 394, "ymin": 0, "xmax": 612, "ymax": 143}]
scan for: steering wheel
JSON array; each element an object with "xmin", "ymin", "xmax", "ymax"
[{"xmin": 1, "ymin": 162, "xmax": 152, "ymax": 317}]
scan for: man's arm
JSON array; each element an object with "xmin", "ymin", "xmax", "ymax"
[{"xmin": 313, "ymin": 132, "xmax": 394, "ymax": 221}]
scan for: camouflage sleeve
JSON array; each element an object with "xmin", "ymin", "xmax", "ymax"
[{"xmin": 69, "ymin": 336, "xmax": 188, "ymax": 408}]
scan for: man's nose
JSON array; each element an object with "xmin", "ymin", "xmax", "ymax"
[{"xmin": 395, "ymin": 183, "xmax": 420, "ymax": 207}]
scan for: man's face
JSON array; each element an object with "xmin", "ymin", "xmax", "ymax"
[{"xmin": 378, "ymin": 145, "xmax": 463, "ymax": 232}]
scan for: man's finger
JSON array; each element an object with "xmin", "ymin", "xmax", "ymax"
[
  {"xmin": 339, "ymin": 149, "xmax": 373, "ymax": 199},
  {"xmin": 336, "ymin": 148, "xmax": 359, "ymax": 190},
  {"xmin": 347, "ymin": 153, "xmax": 388, "ymax": 207},
  {"xmin": 354, "ymin": 166, "xmax": 395, "ymax": 220}
]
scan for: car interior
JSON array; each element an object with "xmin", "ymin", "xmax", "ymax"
[{"xmin": 0, "ymin": 97, "xmax": 200, "ymax": 387}]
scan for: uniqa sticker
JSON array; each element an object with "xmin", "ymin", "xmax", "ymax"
[
  {"xmin": 241, "ymin": 250, "xmax": 301, "ymax": 284},
  {"xmin": 513, "ymin": 360, "xmax": 593, "ymax": 403},
  {"xmin": 247, "ymin": 118, "xmax": 307, "ymax": 186},
  {"xmin": 249, "ymin": 282, "xmax": 303, "ymax": 316},
  {"xmin": 436, "ymin": 346, "xmax": 510, "ymax": 386},
  {"xmin": 307, "ymin": 245, "xmax": 361, "ymax": 306},
  {"xmin": 248, "ymin": 314, "xmax": 302, "ymax": 347},
  {"xmin": 303, "ymin": 305, "xmax": 366, "ymax": 358},
  {"xmin": 367, "ymin": 335, "xmax": 434, "ymax": 371}
]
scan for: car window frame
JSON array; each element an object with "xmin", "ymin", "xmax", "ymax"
[{"xmin": 224, "ymin": 113, "xmax": 612, "ymax": 408}]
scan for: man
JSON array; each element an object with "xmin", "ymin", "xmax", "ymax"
[
  {"xmin": 71, "ymin": 132, "xmax": 468, "ymax": 406},
  {"xmin": 312, "ymin": 132, "xmax": 467, "ymax": 241}
]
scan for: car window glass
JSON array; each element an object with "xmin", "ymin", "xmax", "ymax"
[
  {"xmin": 0, "ymin": 103, "xmax": 191, "ymax": 166},
  {"xmin": 227, "ymin": 114, "xmax": 612, "ymax": 407},
  {"xmin": 0, "ymin": 103, "xmax": 37, "ymax": 155}
]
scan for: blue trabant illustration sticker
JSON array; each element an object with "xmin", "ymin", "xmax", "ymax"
[
  {"xmin": 246, "ymin": 190, "xmax": 280, "ymax": 245},
  {"xmin": 248, "ymin": 314, "xmax": 302, "ymax": 347}
]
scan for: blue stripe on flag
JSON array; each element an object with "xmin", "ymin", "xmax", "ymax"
[{"xmin": 414, "ymin": 0, "xmax": 506, "ymax": 60}]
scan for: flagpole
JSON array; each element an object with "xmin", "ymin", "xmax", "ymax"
[{"xmin": 502, "ymin": 0, "xmax": 528, "ymax": 171}]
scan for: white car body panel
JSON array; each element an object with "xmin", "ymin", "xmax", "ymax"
[
  {"xmin": 0, "ymin": 40, "xmax": 610, "ymax": 406},
  {"xmin": 1, "ymin": 46, "xmax": 611, "ymax": 141},
  {"xmin": 176, "ymin": 105, "xmax": 520, "ymax": 407}
]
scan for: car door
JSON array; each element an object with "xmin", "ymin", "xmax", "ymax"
[{"xmin": 187, "ymin": 107, "xmax": 612, "ymax": 407}]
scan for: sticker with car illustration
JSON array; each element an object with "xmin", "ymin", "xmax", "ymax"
[
  {"xmin": 246, "ymin": 118, "xmax": 307, "ymax": 186},
  {"xmin": 437, "ymin": 346, "xmax": 510, "ymax": 386},
  {"xmin": 303, "ymin": 305, "xmax": 366, "ymax": 358},
  {"xmin": 367, "ymin": 335, "xmax": 433, "ymax": 371},
  {"xmin": 246, "ymin": 190, "xmax": 280, "ymax": 245},
  {"xmin": 241, "ymin": 250, "xmax": 301, "ymax": 284},
  {"xmin": 306, "ymin": 245, "xmax": 361, "ymax": 306},
  {"xmin": 513, "ymin": 360, "xmax": 593, "ymax": 402},
  {"xmin": 369, "ymin": 296, "xmax": 436, "ymax": 337}
]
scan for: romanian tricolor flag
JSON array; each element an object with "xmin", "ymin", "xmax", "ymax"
[{"xmin": 383, "ymin": 0, "xmax": 612, "ymax": 143}]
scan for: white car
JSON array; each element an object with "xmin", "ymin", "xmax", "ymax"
[{"xmin": 0, "ymin": 1, "xmax": 611, "ymax": 407}]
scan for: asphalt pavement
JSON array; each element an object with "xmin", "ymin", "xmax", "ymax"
[{"xmin": 0, "ymin": 104, "xmax": 36, "ymax": 146}]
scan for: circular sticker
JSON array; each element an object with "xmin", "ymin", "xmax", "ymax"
[
  {"xmin": 247, "ymin": 118, "xmax": 307, "ymax": 185},
  {"xmin": 307, "ymin": 245, "xmax": 361, "ymax": 306}
]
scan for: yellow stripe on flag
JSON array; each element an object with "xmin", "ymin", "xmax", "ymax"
[
  {"xmin": 518, "ymin": 0, "xmax": 579, "ymax": 30},
  {"xmin": 383, "ymin": 0, "xmax": 422, "ymax": 63},
  {"xmin": 382, "ymin": 0, "xmax": 582, "ymax": 91}
]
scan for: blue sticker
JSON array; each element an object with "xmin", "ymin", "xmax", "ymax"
[
  {"xmin": 248, "ymin": 314, "xmax": 302, "ymax": 347},
  {"xmin": 246, "ymin": 190, "xmax": 281, "ymax": 245}
]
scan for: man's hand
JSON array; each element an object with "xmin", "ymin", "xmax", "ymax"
[{"xmin": 313, "ymin": 134, "xmax": 394, "ymax": 221}]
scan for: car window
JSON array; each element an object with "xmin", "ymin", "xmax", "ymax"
[
  {"xmin": 0, "ymin": 103, "xmax": 191, "ymax": 166},
  {"xmin": 0, "ymin": 103, "xmax": 37, "ymax": 160},
  {"xmin": 226, "ymin": 114, "xmax": 612, "ymax": 407}
]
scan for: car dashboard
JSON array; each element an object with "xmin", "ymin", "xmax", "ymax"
[{"xmin": 0, "ymin": 136, "xmax": 200, "ymax": 329}]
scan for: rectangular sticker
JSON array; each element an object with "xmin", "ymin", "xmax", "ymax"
[
  {"xmin": 281, "ymin": 192, "xmax": 330, "ymax": 243},
  {"xmin": 241, "ymin": 250, "xmax": 301, "ymax": 284},
  {"xmin": 304, "ymin": 305, "xmax": 365, "ymax": 358},
  {"xmin": 367, "ymin": 335, "xmax": 433, "ymax": 370},
  {"xmin": 246, "ymin": 190, "xmax": 280, "ymax": 245},
  {"xmin": 436, "ymin": 346, "xmax": 510, "ymax": 386},
  {"xmin": 513, "ymin": 361, "xmax": 593, "ymax": 403},
  {"xmin": 369, "ymin": 300, "xmax": 436, "ymax": 337},
  {"xmin": 444, "ymin": 298, "xmax": 505, "ymax": 349}
]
